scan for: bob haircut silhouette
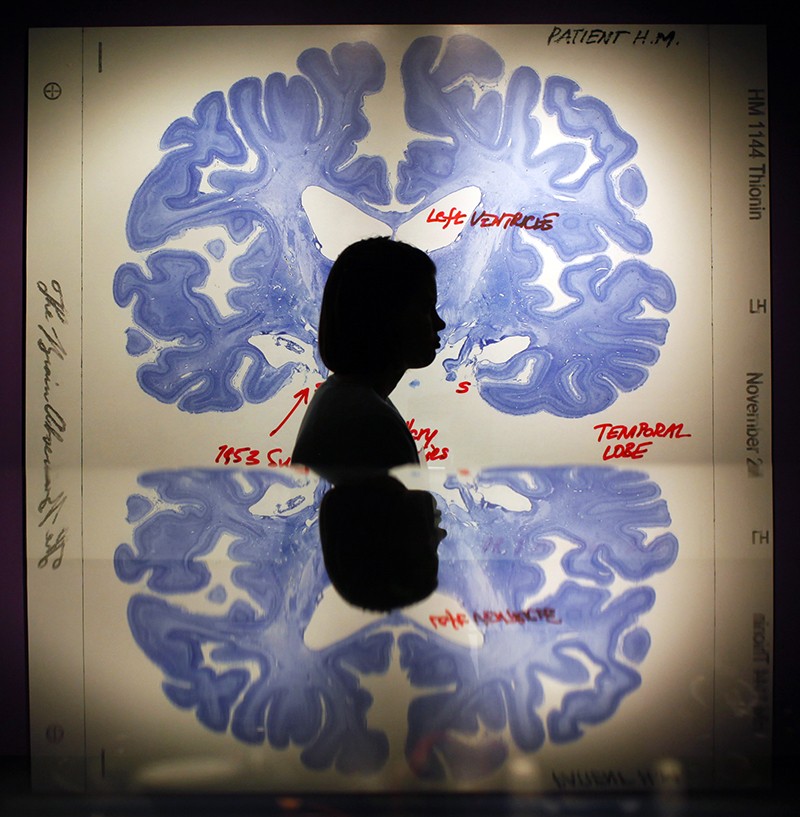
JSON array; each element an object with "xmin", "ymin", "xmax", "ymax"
[{"xmin": 318, "ymin": 237, "xmax": 436, "ymax": 375}]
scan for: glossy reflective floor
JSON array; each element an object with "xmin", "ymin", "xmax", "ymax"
[{"xmin": 27, "ymin": 464, "xmax": 770, "ymax": 800}]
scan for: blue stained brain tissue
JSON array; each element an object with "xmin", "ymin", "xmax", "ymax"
[
  {"xmin": 113, "ymin": 35, "xmax": 675, "ymax": 417},
  {"xmin": 115, "ymin": 466, "xmax": 678, "ymax": 779}
]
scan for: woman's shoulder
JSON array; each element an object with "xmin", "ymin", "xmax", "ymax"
[
  {"xmin": 299, "ymin": 377, "xmax": 405, "ymax": 438},
  {"xmin": 291, "ymin": 375, "xmax": 419, "ymax": 476}
]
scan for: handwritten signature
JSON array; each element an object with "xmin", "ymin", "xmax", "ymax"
[{"xmin": 36, "ymin": 280, "xmax": 68, "ymax": 568}]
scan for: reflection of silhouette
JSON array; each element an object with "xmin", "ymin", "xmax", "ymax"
[
  {"xmin": 292, "ymin": 238, "xmax": 444, "ymax": 484},
  {"xmin": 117, "ymin": 466, "xmax": 677, "ymax": 778},
  {"xmin": 319, "ymin": 475, "xmax": 445, "ymax": 611}
]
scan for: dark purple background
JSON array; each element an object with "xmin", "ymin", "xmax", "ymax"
[{"xmin": 2, "ymin": 0, "xmax": 794, "ymax": 793}]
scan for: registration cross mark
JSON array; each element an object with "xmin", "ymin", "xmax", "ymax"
[{"xmin": 43, "ymin": 82, "xmax": 62, "ymax": 100}]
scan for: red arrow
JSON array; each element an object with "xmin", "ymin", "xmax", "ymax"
[{"xmin": 269, "ymin": 387, "xmax": 310, "ymax": 437}]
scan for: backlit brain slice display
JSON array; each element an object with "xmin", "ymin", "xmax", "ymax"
[{"xmin": 113, "ymin": 34, "xmax": 675, "ymax": 417}]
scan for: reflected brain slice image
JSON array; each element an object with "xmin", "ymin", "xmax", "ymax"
[
  {"xmin": 113, "ymin": 34, "xmax": 675, "ymax": 416},
  {"xmin": 115, "ymin": 466, "xmax": 678, "ymax": 781}
]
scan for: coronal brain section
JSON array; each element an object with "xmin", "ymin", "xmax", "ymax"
[
  {"xmin": 115, "ymin": 468, "xmax": 394, "ymax": 773},
  {"xmin": 397, "ymin": 35, "xmax": 675, "ymax": 417},
  {"xmin": 402, "ymin": 466, "xmax": 678, "ymax": 780},
  {"xmin": 115, "ymin": 466, "xmax": 677, "ymax": 781},
  {"xmin": 113, "ymin": 43, "xmax": 391, "ymax": 413},
  {"xmin": 114, "ymin": 34, "xmax": 675, "ymax": 416}
]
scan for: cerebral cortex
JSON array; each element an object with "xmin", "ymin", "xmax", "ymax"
[
  {"xmin": 115, "ymin": 466, "xmax": 678, "ymax": 780},
  {"xmin": 113, "ymin": 34, "xmax": 675, "ymax": 417}
]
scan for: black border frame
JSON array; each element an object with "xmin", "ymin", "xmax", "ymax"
[{"xmin": 4, "ymin": 4, "xmax": 794, "ymax": 807}]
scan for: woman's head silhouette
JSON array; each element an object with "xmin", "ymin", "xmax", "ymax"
[{"xmin": 318, "ymin": 237, "xmax": 444, "ymax": 378}]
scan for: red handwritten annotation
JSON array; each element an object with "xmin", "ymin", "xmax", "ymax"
[
  {"xmin": 593, "ymin": 421, "xmax": 691, "ymax": 461},
  {"xmin": 430, "ymin": 607, "xmax": 562, "ymax": 631},
  {"xmin": 216, "ymin": 446, "xmax": 292, "ymax": 467},
  {"xmin": 427, "ymin": 207, "xmax": 560, "ymax": 231},
  {"xmin": 217, "ymin": 416, "xmax": 451, "ymax": 468},
  {"xmin": 220, "ymin": 382, "xmax": 459, "ymax": 467},
  {"xmin": 407, "ymin": 418, "xmax": 449, "ymax": 462}
]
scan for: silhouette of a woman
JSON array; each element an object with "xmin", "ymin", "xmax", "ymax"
[{"xmin": 292, "ymin": 237, "xmax": 444, "ymax": 483}]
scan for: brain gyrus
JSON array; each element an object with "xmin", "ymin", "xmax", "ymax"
[{"xmin": 114, "ymin": 34, "xmax": 675, "ymax": 416}]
